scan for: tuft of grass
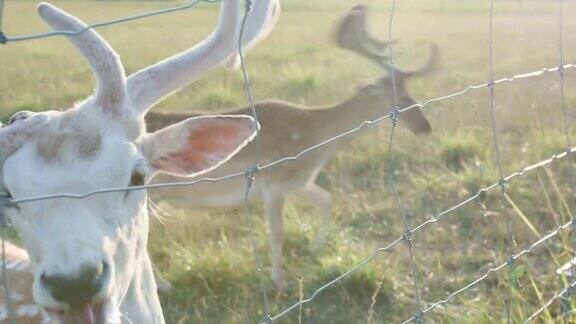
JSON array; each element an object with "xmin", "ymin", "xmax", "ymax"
[
  {"xmin": 527, "ymin": 130, "xmax": 571, "ymax": 161},
  {"xmin": 437, "ymin": 129, "xmax": 486, "ymax": 171},
  {"xmin": 197, "ymin": 84, "xmax": 240, "ymax": 110},
  {"xmin": 277, "ymin": 64, "xmax": 321, "ymax": 100}
]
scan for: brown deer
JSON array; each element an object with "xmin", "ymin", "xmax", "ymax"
[{"xmin": 146, "ymin": 4, "xmax": 437, "ymax": 289}]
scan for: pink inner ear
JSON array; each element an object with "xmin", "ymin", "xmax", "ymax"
[{"xmin": 153, "ymin": 119, "xmax": 252, "ymax": 175}]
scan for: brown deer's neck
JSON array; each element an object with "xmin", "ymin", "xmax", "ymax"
[
  {"xmin": 145, "ymin": 92, "xmax": 392, "ymax": 143},
  {"xmin": 318, "ymin": 92, "xmax": 392, "ymax": 136},
  {"xmin": 145, "ymin": 111, "xmax": 197, "ymax": 133}
]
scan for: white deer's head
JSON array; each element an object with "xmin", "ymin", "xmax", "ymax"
[{"xmin": 0, "ymin": 1, "xmax": 279, "ymax": 322}]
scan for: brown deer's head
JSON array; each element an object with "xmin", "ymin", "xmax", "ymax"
[{"xmin": 335, "ymin": 4, "xmax": 437, "ymax": 134}]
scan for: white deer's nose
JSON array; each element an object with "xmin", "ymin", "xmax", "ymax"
[{"xmin": 41, "ymin": 262, "xmax": 109, "ymax": 308}]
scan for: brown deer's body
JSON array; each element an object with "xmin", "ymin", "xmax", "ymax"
[
  {"xmin": 147, "ymin": 102, "xmax": 362, "ymax": 288},
  {"xmin": 147, "ymin": 57, "xmax": 433, "ymax": 289},
  {"xmin": 147, "ymin": 97, "xmax": 392, "ymax": 208},
  {"xmin": 147, "ymin": 4, "xmax": 437, "ymax": 289}
]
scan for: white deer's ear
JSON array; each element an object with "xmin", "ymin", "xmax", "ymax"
[{"xmin": 142, "ymin": 115, "xmax": 257, "ymax": 177}]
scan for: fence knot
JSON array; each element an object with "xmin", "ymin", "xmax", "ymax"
[
  {"xmin": 487, "ymin": 78, "xmax": 496, "ymax": 88},
  {"xmin": 0, "ymin": 32, "xmax": 7, "ymax": 45},
  {"xmin": 414, "ymin": 309, "xmax": 425, "ymax": 323},
  {"xmin": 559, "ymin": 64, "xmax": 565, "ymax": 77},
  {"xmin": 477, "ymin": 189, "xmax": 488, "ymax": 203},
  {"xmin": 261, "ymin": 314, "xmax": 272, "ymax": 324},
  {"xmin": 506, "ymin": 255, "xmax": 515, "ymax": 267},
  {"xmin": 498, "ymin": 177, "xmax": 507, "ymax": 192},
  {"xmin": 402, "ymin": 229, "xmax": 415, "ymax": 248},
  {"xmin": 390, "ymin": 109, "xmax": 400, "ymax": 126},
  {"xmin": 0, "ymin": 194, "xmax": 14, "ymax": 228},
  {"xmin": 244, "ymin": 165, "xmax": 259, "ymax": 188},
  {"xmin": 245, "ymin": 0, "xmax": 254, "ymax": 12},
  {"xmin": 563, "ymin": 286, "xmax": 575, "ymax": 300}
]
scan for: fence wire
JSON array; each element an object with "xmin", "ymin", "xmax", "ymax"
[
  {"xmin": 0, "ymin": 0, "xmax": 5, "ymax": 43},
  {"xmin": 486, "ymin": 1, "xmax": 517, "ymax": 322},
  {"xmin": 0, "ymin": 0, "xmax": 221, "ymax": 44},
  {"xmin": 556, "ymin": 1, "xmax": 576, "ymax": 318},
  {"xmin": 526, "ymin": 279, "xmax": 576, "ymax": 322},
  {"xmin": 404, "ymin": 216, "xmax": 576, "ymax": 323},
  {"xmin": 4, "ymin": 62, "xmax": 573, "ymax": 206},
  {"xmin": 268, "ymin": 145, "xmax": 576, "ymax": 323},
  {"xmin": 237, "ymin": 0, "xmax": 272, "ymax": 322},
  {"xmin": 525, "ymin": 0, "xmax": 576, "ymax": 321},
  {"xmin": 0, "ymin": 0, "xmax": 575, "ymax": 323},
  {"xmin": 385, "ymin": 0, "xmax": 424, "ymax": 322}
]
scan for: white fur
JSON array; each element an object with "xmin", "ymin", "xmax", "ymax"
[{"xmin": 127, "ymin": 0, "xmax": 281, "ymax": 113}]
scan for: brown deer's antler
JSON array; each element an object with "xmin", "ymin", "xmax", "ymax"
[
  {"xmin": 335, "ymin": 4, "xmax": 439, "ymax": 80},
  {"xmin": 334, "ymin": 5, "xmax": 390, "ymax": 65}
]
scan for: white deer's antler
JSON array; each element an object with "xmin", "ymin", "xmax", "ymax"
[
  {"xmin": 0, "ymin": 1, "xmax": 280, "ymax": 169},
  {"xmin": 127, "ymin": 0, "xmax": 280, "ymax": 115},
  {"xmin": 37, "ymin": 0, "xmax": 280, "ymax": 116},
  {"xmin": 38, "ymin": 3, "xmax": 127, "ymax": 112},
  {"xmin": 126, "ymin": 0, "xmax": 240, "ymax": 114}
]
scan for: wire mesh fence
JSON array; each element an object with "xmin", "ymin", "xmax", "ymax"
[{"xmin": 0, "ymin": 0, "xmax": 575, "ymax": 323}]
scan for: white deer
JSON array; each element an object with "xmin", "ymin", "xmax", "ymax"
[
  {"xmin": 146, "ymin": 5, "xmax": 437, "ymax": 289},
  {"xmin": 0, "ymin": 0, "xmax": 279, "ymax": 322}
]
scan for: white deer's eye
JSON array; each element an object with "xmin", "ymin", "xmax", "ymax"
[{"xmin": 130, "ymin": 170, "xmax": 146, "ymax": 187}]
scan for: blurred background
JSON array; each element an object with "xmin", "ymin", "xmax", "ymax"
[{"xmin": 3, "ymin": 0, "xmax": 576, "ymax": 322}]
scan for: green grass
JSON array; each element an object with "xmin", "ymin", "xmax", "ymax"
[{"xmin": 4, "ymin": 0, "xmax": 576, "ymax": 322}]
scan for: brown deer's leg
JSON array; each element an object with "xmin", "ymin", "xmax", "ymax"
[
  {"xmin": 263, "ymin": 191, "xmax": 285, "ymax": 289},
  {"xmin": 296, "ymin": 182, "xmax": 333, "ymax": 254}
]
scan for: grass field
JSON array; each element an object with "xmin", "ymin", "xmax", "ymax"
[{"xmin": 3, "ymin": 0, "xmax": 576, "ymax": 322}]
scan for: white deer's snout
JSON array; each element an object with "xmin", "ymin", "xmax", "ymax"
[
  {"xmin": 40, "ymin": 261, "xmax": 109, "ymax": 308},
  {"xmin": 34, "ymin": 241, "xmax": 113, "ymax": 311}
]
